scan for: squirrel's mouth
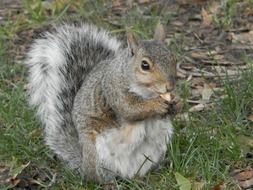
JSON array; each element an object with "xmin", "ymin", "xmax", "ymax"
[
  {"xmin": 151, "ymin": 83, "xmax": 175, "ymax": 95},
  {"xmin": 151, "ymin": 87, "xmax": 167, "ymax": 95}
]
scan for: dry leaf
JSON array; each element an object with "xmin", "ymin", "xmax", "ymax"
[
  {"xmin": 177, "ymin": 71, "xmax": 187, "ymax": 78},
  {"xmin": 247, "ymin": 114, "xmax": 253, "ymax": 121},
  {"xmin": 202, "ymin": 84, "xmax": 213, "ymax": 101},
  {"xmin": 211, "ymin": 181, "xmax": 226, "ymax": 190},
  {"xmin": 213, "ymin": 54, "xmax": 224, "ymax": 60},
  {"xmin": 174, "ymin": 98, "xmax": 184, "ymax": 114},
  {"xmin": 201, "ymin": 8, "xmax": 212, "ymax": 27},
  {"xmin": 191, "ymin": 51, "xmax": 207, "ymax": 59},
  {"xmin": 186, "ymin": 75, "xmax": 193, "ymax": 82},
  {"xmin": 178, "ymin": 0, "xmax": 208, "ymax": 5},
  {"xmin": 165, "ymin": 37, "xmax": 173, "ymax": 46},
  {"xmin": 189, "ymin": 103, "xmax": 205, "ymax": 112},
  {"xmin": 231, "ymin": 31, "xmax": 253, "ymax": 44},
  {"xmin": 237, "ymin": 135, "xmax": 253, "ymax": 148},
  {"xmin": 233, "ymin": 169, "xmax": 253, "ymax": 181},
  {"xmin": 176, "ymin": 112, "xmax": 190, "ymax": 121},
  {"xmin": 181, "ymin": 63, "xmax": 195, "ymax": 70},
  {"xmin": 209, "ymin": 1, "xmax": 220, "ymax": 14},
  {"xmin": 232, "ymin": 167, "xmax": 253, "ymax": 189},
  {"xmin": 112, "ymin": 0, "xmax": 124, "ymax": 7},
  {"xmin": 0, "ymin": 166, "xmax": 10, "ymax": 184},
  {"xmin": 188, "ymin": 103, "xmax": 214, "ymax": 112},
  {"xmin": 171, "ymin": 21, "xmax": 184, "ymax": 26},
  {"xmin": 239, "ymin": 178, "xmax": 253, "ymax": 189},
  {"xmin": 174, "ymin": 172, "xmax": 191, "ymax": 190},
  {"xmin": 137, "ymin": 0, "xmax": 151, "ymax": 4},
  {"xmin": 192, "ymin": 181, "xmax": 205, "ymax": 190}
]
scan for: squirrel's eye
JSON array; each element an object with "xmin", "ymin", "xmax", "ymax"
[{"xmin": 141, "ymin": 60, "xmax": 150, "ymax": 71}]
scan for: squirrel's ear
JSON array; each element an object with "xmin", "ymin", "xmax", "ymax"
[
  {"xmin": 127, "ymin": 31, "xmax": 138, "ymax": 56},
  {"xmin": 153, "ymin": 22, "xmax": 166, "ymax": 43}
]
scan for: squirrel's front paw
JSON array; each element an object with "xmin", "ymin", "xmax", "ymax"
[{"xmin": 152, "ymin": 97, "xmax": 170, "ymax": 115}]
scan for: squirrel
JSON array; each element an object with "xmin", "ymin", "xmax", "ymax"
[{"xmin": 26, "ymin": 22, "xmax": 177, "ymax": 183}]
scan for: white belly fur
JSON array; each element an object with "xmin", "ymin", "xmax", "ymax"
[{"xmin": 95, "ymin": 116, "xmax": 173, "ymax": 178}]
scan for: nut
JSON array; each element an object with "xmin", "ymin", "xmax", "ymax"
[{"xmin": 160, "ymin": 93, "xmax": 172, "ymax": 102}]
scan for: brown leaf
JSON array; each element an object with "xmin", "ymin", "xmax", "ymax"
[
  {"xmin": 232, "ymin": 167, "xmax": 253, "ymax": 189},
  {"xmin": 192, "ymin": 181, "xmax": 205, "ymax": 190},
  {"xmin": 137, "ymin": 0, "xmax": 151, "ymax": 4},
  {"xmin": 171, "ymin": 21, "xmax": 184, "ymax": 26},
  {"xmin": 202, "ymin": 83, "xmax": 213, "ymax": 101},
  {"xmin": 213, "ymin": 54, "xmax": 224, "ymax": 60},
  {"xmin": 178, "ymin": 0, "xmax": 209, "ymax": 5},
  {"xmin": 181, "ymin": 63, "xmax": 195, "ymax": 70},
  {"xmin": 191, "ymin": 51, "xmax": 207, "ymax": 59},
  {"xmin": 209, "ymin": 1, "xmax": 220, "ymax": 14},
  {"xmin": 231, "ymin": 31, "xmax": 253, "ymax": 44},
  {"xmin": 112, "ymin": 0, "xmax": 124, "ymax": 7},
  {"xmin": 0, "ymin": 165, "xmax": 11, "ymax": 184},
  {"xmin": 211, "ymin": 181, "xmax": 226, "ymax": 190},
  {"xmin": 238, "ymin": 135, "xmax": 253, "ymax": 148},
  {"xmin": 189, "ymin": 103, "xmax": 205, "ymax": 112},
  {"xmin": 177, "ymin": 70, "xmax": 187, "ymax": 78},
  {"xmin": 174, "ymin": 99, "xmax": 184, "ymax": 114},
  {"xmin": 201, "ymin": 8, "xmax": 212, "ymax": 27},
  {"xmin": 175, "ymin": 112, "xmax": 190, "ymax": 121},
  {"xmin": 9, "ymin": 178, "xmax": 21, "ymax": 186},
  {"xmin": 233, "ymin": 169, "xmax": 253, "ymax": 181},
  {"xmin": 247, "ymin": 114, "xmax": 253, "ymax": 121},
  {"xmin": 188, "ymin": 102, "xmax": 214, "ymax": 112},
  {"xmin": 239, "ymin": 178, "xmax": 253, "ymax": 189}
]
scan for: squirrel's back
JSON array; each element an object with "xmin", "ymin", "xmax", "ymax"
[{"xmin": 26, "ymin": 23, "xmax": 121, "ymax": 170}]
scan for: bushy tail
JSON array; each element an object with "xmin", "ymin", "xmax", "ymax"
[{"xmin": 26, "ymin": 23, "xmax": 121, "ymax": 170}]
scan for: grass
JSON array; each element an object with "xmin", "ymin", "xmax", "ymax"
[
  {"xmin": 213, "ymin": 0, "xmax": 237, "ymax": 29},
  {"xmin": 0, "ymin": 0, "xmax": 252, "ymax": 189}
]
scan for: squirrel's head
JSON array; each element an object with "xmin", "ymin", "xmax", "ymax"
[{"xmin": 127, "ymin": 24, "xmax": 177, "ymax": 99}]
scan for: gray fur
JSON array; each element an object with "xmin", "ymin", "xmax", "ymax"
[
  {"xmin": 26, "ymin": 23, "xmax": 176, "ymax": 182},
  {"xmin": 26, "ymin": 23, "xmax": 121, "ymax": 171}
]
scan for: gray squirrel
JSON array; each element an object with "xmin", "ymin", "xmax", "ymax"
[{"xmin": 26, "ymin": 23, "xmax": 177, "ymax": 183}]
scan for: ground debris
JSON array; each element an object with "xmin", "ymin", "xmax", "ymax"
[
  {"xmin": 231, "ymin": 167, "xmax": 253, "ymax": 189},
  {"xmin": 211, "ymin": 181, "xmax": 226, "ymax": 190},
  {"xmin": 0, "ymin": 163, "xmax": 56, "ymax": 190}
]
